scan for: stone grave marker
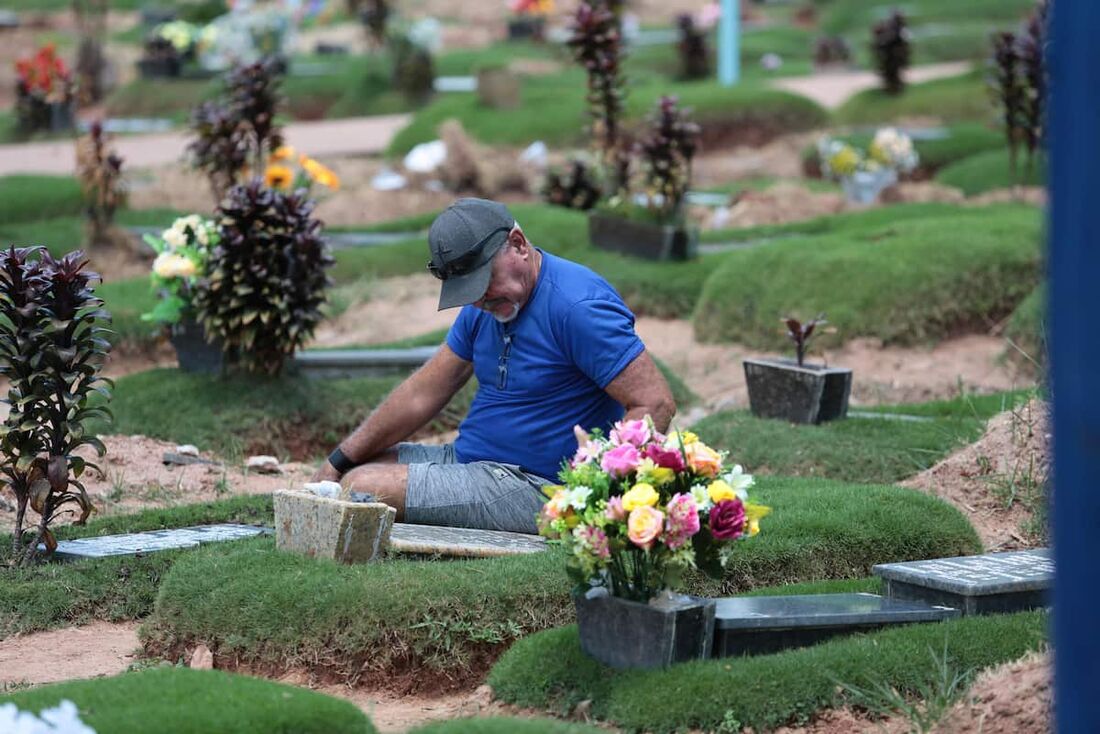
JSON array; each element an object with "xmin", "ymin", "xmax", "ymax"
[
  {"xmin": 289, "ymin": 347, "xmax": 437, "ymax": 380},
  {"xmin": 273, "ymin": 489, "xmax": 395, "ymax": 564},
  {"xmin": 388, "ymin": 523, "xmax": 546, "ymax": 558},
  {"xmin": 873, "ymin": 549, "xmax": 1052, "ymax": 615},
  {"xmin": 44, "ymin": 524, "xmax": 268, "ymax": 561},
  {"xmin": 713, "ymin": 592, "xmax": 959, "ymax": 657}
]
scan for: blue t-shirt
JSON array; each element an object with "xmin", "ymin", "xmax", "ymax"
[{"xmin": 446, "ymin": 250, "xmax": 645, "ymax": 481}]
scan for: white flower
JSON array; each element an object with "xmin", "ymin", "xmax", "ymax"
[
  {"xmin": 567, "ymin": 485, "xmax": 593, "ymax": 511},
  {"xmin": 722, "ymin": 464, "xmax": 754, "ymax": 500},
  {"xmin": 161, "ymin": 227, "xmax": 186, "ymax": 250},
  {"xmin": 0, "ymin": 700, "xmax": 97, "ymax": 734},
  {"xmin": 690, "ymin": 483, "xmax": 713, "ymax": 512}
]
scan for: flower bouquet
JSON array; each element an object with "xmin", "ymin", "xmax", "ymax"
[
  {"xmin": 539, "ymin": 418, "xmax": 770, "ymax": 603},
  {"xmin": 140, "ymin": 215, "xmax": 219, "ymax": 327},
  {"xmin": 817, "ymin": 127, "xmax": 918, "ymax": 204}
]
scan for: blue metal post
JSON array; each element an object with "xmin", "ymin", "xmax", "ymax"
[
  {"xmin": 1050, "ymin": 1, "xmax": 1100, "ymax": 731},
  {"xmin": 718, "ymin": 0, "xmax": 739, "ymax": 86}
]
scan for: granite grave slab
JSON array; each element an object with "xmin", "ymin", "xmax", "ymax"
[
  {"xmin": 43, "ymin": 524, "xmax": 268, "ymax": 561},
  {"xmin": 873, "ymin": 549, "xmax": 1052, "ymax": 615},
  {"xmin": 713, "ymin": 593, "xmax": 959, "ymax": 657},
  {"xmin": 274, "ymin": 490, "xmax": 395, "ymax": 564},
  {"xmin": 388, "ymin": 523, "xmax": 546, "ymax": 558}
]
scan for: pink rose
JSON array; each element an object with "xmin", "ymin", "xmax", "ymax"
[
  {"xmin": 664, "ymin": 493, "xmax": 700, "ymax": 549},
  {"xmin": 610, "ymin": 419, "xmax": 652, "ymax": 448},
  {"xmin": 709, "ymin": 498, "xmax": 746, "ymax": 541},
  {"xmin": 627, "ymin": 506, "xmax": 664, "ymax": 550},
  {"xmin": 601, "ymin": 443, "xmax": 641, "ymax": 478},
  {"xmin": 576, "ymin": 524, "xmax": 610, "ymax": 560},
  {"xmin": 606, "ymin": 495, "xmax": 626, "ymax": 522},
  {"xmin": 644, "ymin": 444, "xmax": 686, "ymax": 472}
]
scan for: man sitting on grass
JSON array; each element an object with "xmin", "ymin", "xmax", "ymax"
[{"xmin": 314, "ymin": 198, "xmax": 675, "ymax": 533}]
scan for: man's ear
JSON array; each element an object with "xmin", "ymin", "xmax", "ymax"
[{"xmin": 509, "ymin": 227, "xmax": 528, "ymax": 253}]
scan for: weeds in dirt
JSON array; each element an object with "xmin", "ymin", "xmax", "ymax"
[
  {"xmin": 837, "ymin": 640, "xmax": 974, "ymax": 734},
  {"xmin": 974, "ymin": 398, "xmax": 1050, "ymax": 543}
]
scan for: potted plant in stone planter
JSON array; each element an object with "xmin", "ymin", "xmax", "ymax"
[
  {"xmin": 817, "ymin": 127, "xmax": 918, "ymax": 205},
  {"xmin": 138, "ymin": 33, "xmax": 183, "ymax": 78},
  {"xmin": 743, "ymin": 315, "xmax": 853, "ymax": 425},
  {"xmin": 538, "ymin": 418, "xmax": 771, "ymax": 669},
  {"xmin": 140, "ymin": 215, "xmax": 222, "ymax": 373},
  {"xmin": 589, "ymin": 95, "xmax": 702, "ymax": 260},
  {"xmin": 13, "ymin": 44, "xmax": 75, "ymax": 135}
]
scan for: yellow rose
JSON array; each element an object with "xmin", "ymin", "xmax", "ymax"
[
  {"xmin": 152, "ymin": 253, "xmax": 194, "ymax": 279},
  {"xmin": 707, "ymin": 480, "xmax": 736, "ymax": 504},
  {"xmin": 621, "ymin": 483, "xmax": 659, "ymax": 511},
  {"xmin": 665, "ymin": 430, "xmax": 699, "ymax": 449},
  {"xmin": 627, "ymin": 506, "xmax": 664, "ymax": 550}
]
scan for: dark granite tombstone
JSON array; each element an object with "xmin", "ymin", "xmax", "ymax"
[
  {"xmin": 43, "ymin": 524, "xmax": 268, "ymax": 561},
  {"xmin": 713, "ymin": 593, "xmax": 960, "ymax": 657},
  {"xmin": 873, "ymin": 549, "xmax": 1053, "ymax": 615},
  {"xmin": 743, "ymin": 357, "xmax": 852, "ymax": 424}
]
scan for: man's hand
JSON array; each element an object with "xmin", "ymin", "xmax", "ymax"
[{"xmin": 311, "ymin": 460, "xmax": 342, "ymax": 483}]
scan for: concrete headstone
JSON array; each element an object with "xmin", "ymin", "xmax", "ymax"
[{"xmin": 273, "ymin": 489, "xmax": 395, "ymax": 563}]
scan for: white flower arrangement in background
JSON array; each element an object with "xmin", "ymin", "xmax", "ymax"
[{"xmin": 0, "ymin": 700, "xmax": 96, "ymax": 734}]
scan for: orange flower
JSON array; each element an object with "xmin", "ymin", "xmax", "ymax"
[
  {"xmin": 300, "ymin": 156, "xmax": 340, "ymax": 191},
  {"xmin": 264, "ymin": 164, "xmax": 293, "ymax": 191},
  {"xmin": 270, "ymin": 145, "xmax": 295, "ymax": 162}
]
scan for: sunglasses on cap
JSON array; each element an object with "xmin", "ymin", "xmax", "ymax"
[{"xmin": 427, "ymin": 226, "xmax": 512, "ymax": 280}]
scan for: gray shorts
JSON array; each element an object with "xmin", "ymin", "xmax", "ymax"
[{"xmin": 397, "ymin": 442, "xmax": 550, "ymax": 535}]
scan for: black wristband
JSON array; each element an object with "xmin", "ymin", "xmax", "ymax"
[{"xmin": 327, "ymin": 446, "xmax": 358, "ymax": 474}]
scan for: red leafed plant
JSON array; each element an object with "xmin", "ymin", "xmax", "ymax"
[
  {"xmin": 783, "ymin": 314, "xmax": 827, "ymax": 367},
  {"xmin": 568, "ymin": 2, "xmax": 627, "ymax": 187}
]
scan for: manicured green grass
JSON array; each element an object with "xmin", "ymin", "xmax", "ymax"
[
  {"xmin": 0, "ymin": 175, "xmax": 84, "ymax": 224},
  {"xmin": 801, "ymin": 123, "xmax": 1006, "ymax": 177},
  {"xmin": 144, "ymin": 477, "xmax": 978, "ymax": 685},
  {"xmin": 411, "ymin": 719, "xmax": 603, "ymax": 734},
  {"xmin": 692, "ymin": 204, "xmax": 1042, "ymax": 349},
  {"xmin": 96, "ymin": 368, "xmax": 401, "ymax": 461},
  {"xmin": 489, "ymin": 611, "xmax": 1047, "ymax": 733},
  {"xmin": 834, "ymin": 71, "xmax": 993, "ymax": 125},
  {"xmin": 105, "ymin": 77, "xmax": 217, "ymax": 121},
  {"xmin": 693, "ymin": 389, "xmax": 1035, "ymax": 485},
  {"xmin": 0, "ymin": 668, "xmax": 376, "ymax": 733},
  {"xmin": 386, "ymin": 78, "xmax": 826, "ymax": 155},
  {"xmin": 935, "ymin": 148, "xmax": 1046, "ymax": 195},
  {"xmin": 0, "ymin": 496, "xmax": 272, "ymax": 638}
]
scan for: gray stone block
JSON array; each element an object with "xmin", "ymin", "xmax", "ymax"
[
  {"xmin": 273, "ymin": 489, "xmax": 395, "ymax": 564},
  {"xmin": 873, "ymin": 549, "xmax": 1052, "ymax": 615},
  {"xmin": 743, "ymin": 357, "xmax": 852, "ymax": 424}
]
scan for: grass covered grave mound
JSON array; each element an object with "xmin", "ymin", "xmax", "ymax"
[
  {"xmin": 410, "ymin": 718, "xmax": 605, "ymax": 734},
  {"xmin": 693, "ymin": 390, "xmax": 1037, "ymax": 485},
  {"xmin": 693, "ymin": 204, "xmax": 1041, "ymax": 349},
  {"xmin": 0, "ymin": 667, "xmax": 376, "ymax": 734},
  {"xmin": 0, "ymin": 495, "xmax": 272, "ymax": 638},
  {"xmin": 488, "ymin": 610, "xmax": 1047, "ymax": 733},
  {"xmin": 143, "ymin": 478, "xmax": 978, "ymax": 688},
  {"xmin": 935, "ymin": 148, "xmax": 1046, "ymax": 196},
  {"xmin": 835, "ymin": 71, "xmax": 992, "ymax": 126}
]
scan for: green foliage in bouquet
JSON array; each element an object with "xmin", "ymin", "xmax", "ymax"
[
  {"xmin": 539, "ymin": 418, "xmax": 770, "ymax": 602},
  {"xmin": 192, "ymin": 180, "xmax": 334, "ymax": 376},
  {"xmin": 0, "ymin": 248, "xmax": 112, "ymax": 566}
]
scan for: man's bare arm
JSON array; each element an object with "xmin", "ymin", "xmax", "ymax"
[
  {"xmin": 315, "ymin": 344, "xmax": 473, "ymax": 477},
  {"xmin": 603, "ymin": 350, "xmax": 676, "ymax": 432}
]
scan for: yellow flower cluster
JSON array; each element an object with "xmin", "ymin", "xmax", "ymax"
[{"xmin": 263, "ymin": 146, "xmax": 341, "ymax": 193}]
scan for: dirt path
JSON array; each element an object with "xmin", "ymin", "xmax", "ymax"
[
  {"xmin": 772, "ymin": 61, "xmax": 973, "ymax": 109},
  {"xmin": 0, "ymin": 114, "xmax": 410, "ymax": 176},
  {"xmin": 0, "ymin": 622, "xmax": 140, "ymax": 688}
]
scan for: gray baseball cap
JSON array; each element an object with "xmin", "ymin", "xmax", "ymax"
[{"xmin": 427, "ymin": 198, "xmax": 515, "ymax": 310}]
